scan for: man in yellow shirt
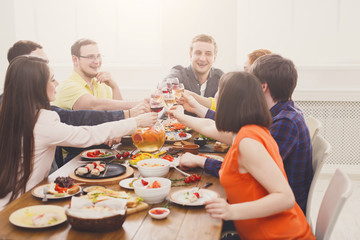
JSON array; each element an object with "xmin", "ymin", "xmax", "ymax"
[{"xmin": 54, "ymin": 38, "xmax": 141, "ymax": 110}]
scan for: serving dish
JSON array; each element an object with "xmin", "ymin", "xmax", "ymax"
[
  {"xmin": 129, "ymin": 156, "xmax": 180, "ymax": 168},
  {"xmin": 133, "ymin": 177, "xmax": 171, "ymax": 204},
  {"xmin": 137, "ymin": 159, "xmax": 170, "ymax": 177},
  {"xmin": 9, "ymin": 205, "xmax": 66, "ymax": 228},
  {"xmin": 80, "ymin": 149, "xmax": 115, "ymax": 161},
  {"xmin": 74, "ymin": 163, "xmax": 126, "ymax": 179},
  {"xmin": 193, "ymin": 137, "xmax": 207, "ymax": 147}
]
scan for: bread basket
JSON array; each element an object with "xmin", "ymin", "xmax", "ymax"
[{"xmin": 65, "ymin": 207, "xmax": 127, "ymax": 232}]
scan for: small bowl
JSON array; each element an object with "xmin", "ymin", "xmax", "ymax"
[
  {"xmin": 193, "ymin": 137, "xmax": 207, "ymax": 147},
  {"xmin": 133, "ymin": 177, "xmax": 171, "ymax": 204},
  {"xmin": 183, "ymin": 144, "xmax": 200, "ymax": 154},
  {"xmin": 65, "ymin": 206, "xmax": 126, "ymax": 232},
  {"xmin": 121, "ymin": 135, "xmax": 133, "ymax": 145},
  {"xmin": 148, "ymin": 207, "xmax": 170, "ymax": 219},
  {"xmin": 137, "ymin": 159, "xmax": 170, "ymax": 177}
]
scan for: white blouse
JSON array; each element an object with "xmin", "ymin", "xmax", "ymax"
[{"xmin": 0, "ymin": 109, "xmax": 136, "ymax": 209}]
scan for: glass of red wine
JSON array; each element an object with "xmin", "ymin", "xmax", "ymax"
[{"xmin": 150, "ymin": 89, "xmax": 164, "ymax": 113}]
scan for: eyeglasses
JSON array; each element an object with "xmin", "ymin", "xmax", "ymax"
[{"xmin": 78, "ymin": 54, "xmax": 103, "ymax": 61}]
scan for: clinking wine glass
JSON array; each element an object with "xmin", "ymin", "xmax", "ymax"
[
  {"xmin": 174, "ymin": 83, "xmax": 184, "ymax": 102},
  {"xmin": 162, "ymin": 91, "xmax": 175, "ymax": 122},
  {"xmin": 150, "ymin": 89, "xmax": 164, "ymax": 113},
  {"xmin": 168, "ymin": 77, "xmax": 179, "ymax": 88}
]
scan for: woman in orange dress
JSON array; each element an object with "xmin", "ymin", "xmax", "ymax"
[{"xmin": 169, "ymin": 71, "xmax": 314, "ymax": 239}]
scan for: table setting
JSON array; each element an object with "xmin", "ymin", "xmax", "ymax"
[{"xmin": 0, "ymin": 81, "xmax": 229, "ymax": 239}]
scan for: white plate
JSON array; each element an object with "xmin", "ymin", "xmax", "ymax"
[
  {"xmin": 198, "ymin": 154, "xmax": 224, "ymax": 162},
  {"xmin": 165, "ymin": 132, "xmax": 192, "ymax": 142},
  {"xmin": 170, "ymin": 189, "xmax": 219, "ymax": 206},
  {"xmin": 31, "ymin": 184, "xmax": 82, "ymax": 200},
  {"xmin": 119, "ymin": 177, "xmax": 139, "ymax": 189},
  {"xmin": 80, "ymin": 149, "xmax": 115, "ymax": 161},
  {"xmin": 9, "ymin": 205, "xmax": 66, "ymax": 228}
]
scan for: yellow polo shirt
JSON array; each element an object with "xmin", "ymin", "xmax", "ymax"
[
  {"xmin": 53, "ymin": 71, "xmax": 112, "ymax": 109},
  {"xmin": 209, "ymin": 97, "xmax": 216, "ymax": 111}
]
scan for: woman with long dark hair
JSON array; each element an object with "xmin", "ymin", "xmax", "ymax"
[{"xmin": 0, "ymin": 56, "xmax": 157, "ymax": 209}]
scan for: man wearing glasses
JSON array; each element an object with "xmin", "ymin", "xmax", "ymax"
[{"xmin": 54, "ymin": 38, "xmax": 141, "ymax": 111}]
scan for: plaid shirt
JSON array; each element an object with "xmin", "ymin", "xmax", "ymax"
[{"xmin": 204, "ymin": 101, "xmax": 313, "ymax": 213}]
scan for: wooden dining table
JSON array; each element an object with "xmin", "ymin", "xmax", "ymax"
[{"xmin": 0, "ymin": 140, "xmax": 227, "ymax": 240}]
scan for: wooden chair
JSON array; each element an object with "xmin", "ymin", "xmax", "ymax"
[
  {"xmin": 306, "ymin": 135, "xmax": 332, "ymax": 227},
  {"xmin": 305, "ymin": 116, "xmax": 322, "ymax": 141},
  {"xmin": 314, "ymin": 168, "xmax": 353, "ymax": 239}
]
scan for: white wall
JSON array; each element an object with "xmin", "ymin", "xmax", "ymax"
[{"xmin": 0, "ymin": 0, "xmax": 359, "ymax": 101}]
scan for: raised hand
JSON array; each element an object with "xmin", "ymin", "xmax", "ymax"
[
  {"xmin": 182, "ymin": 92, "xmax": 208, "ymax": 117},
  {"xmin": 166, "ymin": 105, "xmax": 185, "ymax": 119},
  {"xmin": 130, "ymin": 101, "xmax": 151, "ymax": 117},
  {"xmin": 134, "ymin": 112, "xmax": 158, "ymax": 128},
  {"xmin": 96, "ymin": 72, "xmax": 116, "ymax": 87}
]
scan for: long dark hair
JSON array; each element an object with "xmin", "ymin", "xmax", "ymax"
[
  {"xmin": 0, "ymin": 55, "xmax": 50, "ymax": 202},
  {"xmin": 215, "ymin": 71, "xmax": 272, "ymax": 133}
]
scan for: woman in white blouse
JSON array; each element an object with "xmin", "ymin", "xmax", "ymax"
[{"xmin": 0, "ymin": 55, "xmax": 157, "ymax": 208}]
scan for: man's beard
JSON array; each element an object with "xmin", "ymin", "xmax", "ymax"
[
  {"xmin": 80, "ymin": 66, "xmax": 97, "ymax": 79},
  {"xmin": 84, "ymin": 72, "xmax": 97, "ymax": 79}
]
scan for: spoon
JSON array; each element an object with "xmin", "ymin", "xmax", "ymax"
[
  {"xmin": 171, "ymin": 164, "xmax": 190, "ymax": 177},
  {"xmin": 42, "ymin": 186, "xmax": 49, "ymax": 202}
]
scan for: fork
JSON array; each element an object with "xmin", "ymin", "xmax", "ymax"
[
  {"xmin": 192, "ymin": 182, "xmax": 213, "ymax": 192},
  {"xmin": 42, "ymin": 186, "xmax": 49, "ymax": 202}
]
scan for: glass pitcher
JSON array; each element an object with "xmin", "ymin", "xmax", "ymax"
[{"xmin": 132, "ymin": 121, "xmax": 165, "ymax": 152}]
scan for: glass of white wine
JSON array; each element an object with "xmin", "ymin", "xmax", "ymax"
[
  {"xmin": 162, "ymin": 91, "xmax": 176, "ymax": 122},
  {"xmin": 174, "ymin": 83, "xmax": 184, "ymax": 102}
]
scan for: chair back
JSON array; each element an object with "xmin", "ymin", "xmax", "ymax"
[
  {"xmin": 315, "ymin": 168, "xmax": 353, "ymax": 240},
  {"xmin": 306, "ymin": 135, "xmax": 331, "ymax": 226},
  {"xmin": 305, "ymin": 116, "xmax": 322, "ymax": 141}
]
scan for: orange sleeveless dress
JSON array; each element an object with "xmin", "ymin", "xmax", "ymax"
[{"xmin": 219, "ymin": 125, "xmax": 315, "ymax": 240}]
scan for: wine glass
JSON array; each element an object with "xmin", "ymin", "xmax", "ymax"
[
  {"xmin": 168, "ymin": 77, "xmax": 179, "ymax": 89},
  {"xmin": 150, "ymin": 89, "xmax": 164, "ymax": 113},
  {"xmin": 157, "ymin": 81, "xmax": 170, "ymax": 94},
  {"xmin": 174, "ymin": 83, "xmax": 184, "ymax": 102},
  {"xmin": 162, "ymin": 91, "xmax": 176, "ymax": 122}
]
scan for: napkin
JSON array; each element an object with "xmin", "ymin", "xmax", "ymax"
[{"xmin": 67, "ymin": 197, "xmax": 126, "ymax": 218}]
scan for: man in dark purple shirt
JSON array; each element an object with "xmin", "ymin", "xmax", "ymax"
[
  {"xmin": 172, "ymin": 54, "xmax": 312, "ymax": 214},
  {"xmin": 162, "ymin": 34, "xmax": 223, "ymax": 98}
]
